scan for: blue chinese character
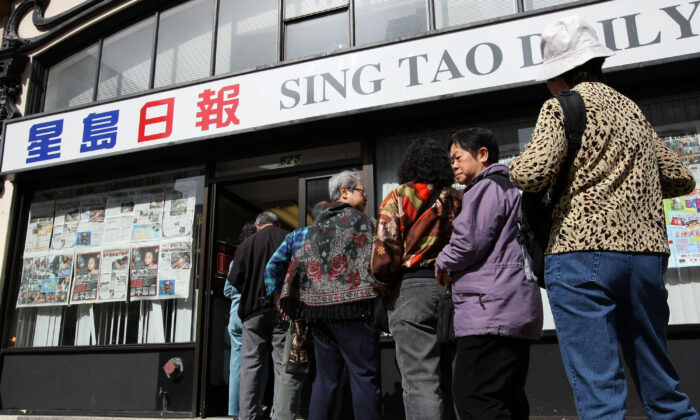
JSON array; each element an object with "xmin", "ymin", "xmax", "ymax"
[
  {"xmin": 81, "ymin": 110, "xmax": 119, "ymax": 152},
  {"xmin": 26, "ymin": 120, "xmax": 63, "ymax": 163}
]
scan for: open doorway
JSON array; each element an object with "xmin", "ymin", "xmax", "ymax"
[
  {"xmin": 203, "ymin": 168, "xmax": 348, "ymax": 417},
  {"xmin": 204, "ymin": 174, "xmax": 301, "ymax": 416}
]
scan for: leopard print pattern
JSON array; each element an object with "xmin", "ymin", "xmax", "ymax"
[{"xmin": 510, "ymin": 82, "xmax": 694, "ymax": 254}]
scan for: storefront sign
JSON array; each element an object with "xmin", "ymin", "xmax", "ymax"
[{"xmin": 2, "ymin": 0, "xmax": 699, "ymax": 173}]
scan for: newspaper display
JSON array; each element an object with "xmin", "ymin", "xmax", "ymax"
[
  {"xmin": 76, "ymin": 196, "xmax": 106, "ymax": 247},
  {"xmin": 163, "ymin": 179, "xmax": 197, "ymax": 238},
  {"xmin": 662, "ymin": 129, "xmax": 700, "ymax": 268},
  {"xmin": 130, "ymin": 244, "xmax": 160, "ymax": 300},
  {"xmin": 70, "ymin": 250, "xmax": 101, "ymax": 304},
  {"xmin": 157, "ymin": 240, "xmax": 192, "ymax": 299},
  {"xmin": 51, "ymin": 200, "xmax": 80, "ymax": 250},
  {"xmin": 99, "ymin": 248, "xmax": 130, "ymax": 302},
  {"xmin": 103, "ymin": 191, "xmax": 136, "ymax": 244},
  {"xmin": 131, "ymin": 187, "xmax": 164, "ymax": 241},
  {"xmin": 17, "ymin": 178, "xmax": 199, "ymax": 307},
  {"xmin": 16, "ymin": 252, "xmax": 73, "ymax": 307},
  {"xmin": 24, "ymin": 201, "xmax": 55, "ymax": 253}
]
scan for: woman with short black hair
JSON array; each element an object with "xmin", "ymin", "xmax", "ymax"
[
  {"xmin": 372, "ymin": 137, "xmax": 462, "ymax": 420},
  {"xmin": 437, "ymin": 128, "xmax": 543, "ymax": 420}
]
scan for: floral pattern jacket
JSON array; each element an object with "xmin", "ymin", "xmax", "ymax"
[{"xmin": 280, "ymin": 201, "xmax": 377, "ymax": 321}]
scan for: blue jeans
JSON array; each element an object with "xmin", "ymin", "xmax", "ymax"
[
  {"xmin": 309, "ymin": 319, "xmax": 381, "ymax": 420},
  {"xmin": 546, "ymin": 251, "xmax": 699, "ymax": 420},
  {"xmin": 387, "ymin": 277, "xmax": 453, "ymax": 420},
  {"xmin": 228, "ymin": 300, "xmax": 243, "ymax": 416}
]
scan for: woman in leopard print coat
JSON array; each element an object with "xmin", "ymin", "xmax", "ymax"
[{"xmin": 510, "ymin": 16, "xmax": 698, "ymax": 420}]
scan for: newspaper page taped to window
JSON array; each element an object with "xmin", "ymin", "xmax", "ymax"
[
  {"xmin": 157, "ymin": 240, "xmax": 192, "ymax": 299},
  {"xmin": 104, "ymin": 191, "xmax": 135, "ymax": 244},
  {"xmin": 16, "ymin": 252, "xmax": 73, "ymax": 307},
  {"xmin": 51, "ymin": 199, "xmax": 80, "ymax": 250},
  {"xmin": 132, "ymin": 187, "xmax": 164, "ymax": 241},
  {"xmin": 70, "ymin": 249, "xmax": 101, "ymax": 304},
  {"xmin": 130, "ymin": 243, "xmax": 160, "ymax": 300},
  {"xmin": 24, "ymin": 201, "xmax": 55, "ymax": 253},
  {"xmin": 163, "ymin": 178, "xmax": 197, "ymax": 238},
  {"xmin": 99, "ymin": 248, "xmax": 130, "ymax": 302},
  {"xmin": 77, "ymin": 196, "xmax": 106, "ymax": 247}
]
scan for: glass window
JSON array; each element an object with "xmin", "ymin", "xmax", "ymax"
[
  {"xmin": 44, "ymin": 43, "xmax": 99, "ymax": 111},
  {"xmin": 434, "ymin": 0, "xmax": 517, "ymax": 30},
  {"xmin": 215, "ymin": 0, "xmax": 280, "ymax": 75},
  {"xmin": 523, "ymin": 0, "xmax": 580, "ymax": 11},
  {"xmin": 97, "ymin": 17, "xmax": 155, "ymax": 101},
  {"xmin": 153, "ymin": 0, "xmax": 216, "ymax": 89},
  {"xmin": 10, "ymin": 169, "xmax": 205, "ymax": 347},
  {"xmin": 285, "ymin": 11, "xmax": 349, "ymax": 60},
  {"xmin": 355, "ymin": 0, "xmax": 428, "ymax": 45},
  {"xmin": 640, "ymin": 96, "xmax": 700, "ymax": 325},
  {"xmin": 285, "ymin": 0, "xmax": 348, "ymax": 19}
]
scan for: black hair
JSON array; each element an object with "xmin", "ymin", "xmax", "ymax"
[
  {"xmin": 239, "ymin": 222, "xmax": 257, "ymax": 242},
  {"xmin": 451, "ymin": 128, "xmax": 499, "ymax": 164},
  {"xmin": 396, "ymin": 137, "xmax": 455, "ymax": 188},
  {"xmin": 561, "ymin": 57, "xmax": 606, "ymax": 87}
]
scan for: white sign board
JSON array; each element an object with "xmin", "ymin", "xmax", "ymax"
[{"xmin": 2, "ymin": 0, "xmax": 699, "ymax": 173}]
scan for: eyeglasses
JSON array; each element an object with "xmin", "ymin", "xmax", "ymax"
[{"xmin": 352, "ymin": 187, "xmax": 367, "ymax": 198}]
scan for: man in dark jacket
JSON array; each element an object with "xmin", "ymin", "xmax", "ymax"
[{"xmin": 228, "ymin": 211, "xmax": 289, "ymax": 420}]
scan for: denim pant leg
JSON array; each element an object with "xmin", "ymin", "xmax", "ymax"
[
  {"xmin": 335, "ymin": 320, "xmax": 382, "ymax": 420},
  {"xmin": 309, "ymin": 320, "xmax": 381, "ymax": 420},
  {"xmin": 387, "ymin": 277, "xmax": 443, "ymax": 420},
  {"xmin": 309, "ymin": 322, "xmax": 345, "ymax": 420},
  {"xmin": 228, "ymin": 303, "xmax": 243, "ymax": 416},
  {"xmin": 616, "ymin": 254, "xmax": 699, "ymax": 420},
  {"xmin": 275, "ymin": 324, "xmax": 306, "ymax": 420},
  {"xmin": 545, "ymin": 252, "xmax": 627, "ymax": 420}
]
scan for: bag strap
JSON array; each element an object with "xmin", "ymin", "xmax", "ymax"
[
  {"xmin": 483, "ymin": 173, "xmax": 514, "ymax": 191},
  {"xmin": 550, "ymin": 89, "xmax": 586, "ymax": 204}
]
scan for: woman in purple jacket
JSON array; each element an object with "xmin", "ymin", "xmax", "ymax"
[{"xmin": 436, "ymin": 128, "xmax": 543, "ymax": 420}]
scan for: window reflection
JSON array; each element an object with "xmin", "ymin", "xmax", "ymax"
[
  {"xmin": 355, "ymin": 0, "xmax": 428, "ymax": 45},
  {"xmin": 285, "ymin": 12, "xmax": 349, "ymax": 60},
  {"xmin": 216, "ymin": 0, "xmax": 279, "ymax": 75}
]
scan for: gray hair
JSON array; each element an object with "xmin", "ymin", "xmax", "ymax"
[
  {"xmin": 255, "ymin": 211, "xmax": 279, "ymax": 227},
  {"xmin": 328, "ymin": 170, "xmax": 362, "ymax": 201}
]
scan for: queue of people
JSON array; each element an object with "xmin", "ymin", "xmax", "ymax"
[{"xmin": 223, "ymin": 14, "xmax": 699, "ymax": 420}]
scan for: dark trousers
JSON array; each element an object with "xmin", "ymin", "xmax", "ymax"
[
  {"xmin": 453, "ymin": 335, "xmax": 531, "ymax": 420},
  {"xmin": 309, "ymin": 319, "xmax": 381, "ymax": 420}
]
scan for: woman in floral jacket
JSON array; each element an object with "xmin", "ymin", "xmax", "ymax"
[{"xmin": 280, "ymin": 170, "xmax": 381, "ymax": 420}]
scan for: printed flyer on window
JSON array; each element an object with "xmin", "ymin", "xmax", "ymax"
[{"xmin": 662, "ymin": 129, "xmax": 700, "ymax": 268}]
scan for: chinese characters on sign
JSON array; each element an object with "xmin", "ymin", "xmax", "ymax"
[{"xmin": 24, "ymin": 84, "xmax": 243, "ymax": 165}]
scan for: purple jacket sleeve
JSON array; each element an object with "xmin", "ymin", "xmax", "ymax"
[{"xmin": 436, "ymin": 179, "xmax": 506, "ymax": 274}]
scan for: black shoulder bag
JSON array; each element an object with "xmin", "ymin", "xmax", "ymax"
[{"xmin": 517, "ymin": 89, "xmax": 587, "ymax": 288}]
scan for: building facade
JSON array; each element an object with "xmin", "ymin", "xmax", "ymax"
[{"xmin": 0, "ymin": 0, "xmax": 699, "ymax": 417}]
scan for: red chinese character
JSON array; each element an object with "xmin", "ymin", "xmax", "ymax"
[
  {"xmin": 196, "ymin": 84, "xmax": 240, "ymax": 131},
  {"xmin": 138, "ymin": 98, "xmax": 175, "ymax": 142}
]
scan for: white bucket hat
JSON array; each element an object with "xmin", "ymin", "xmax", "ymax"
[{"xmin": 537, "ymin": 15, "xmax": 614, "ymax": 81}]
